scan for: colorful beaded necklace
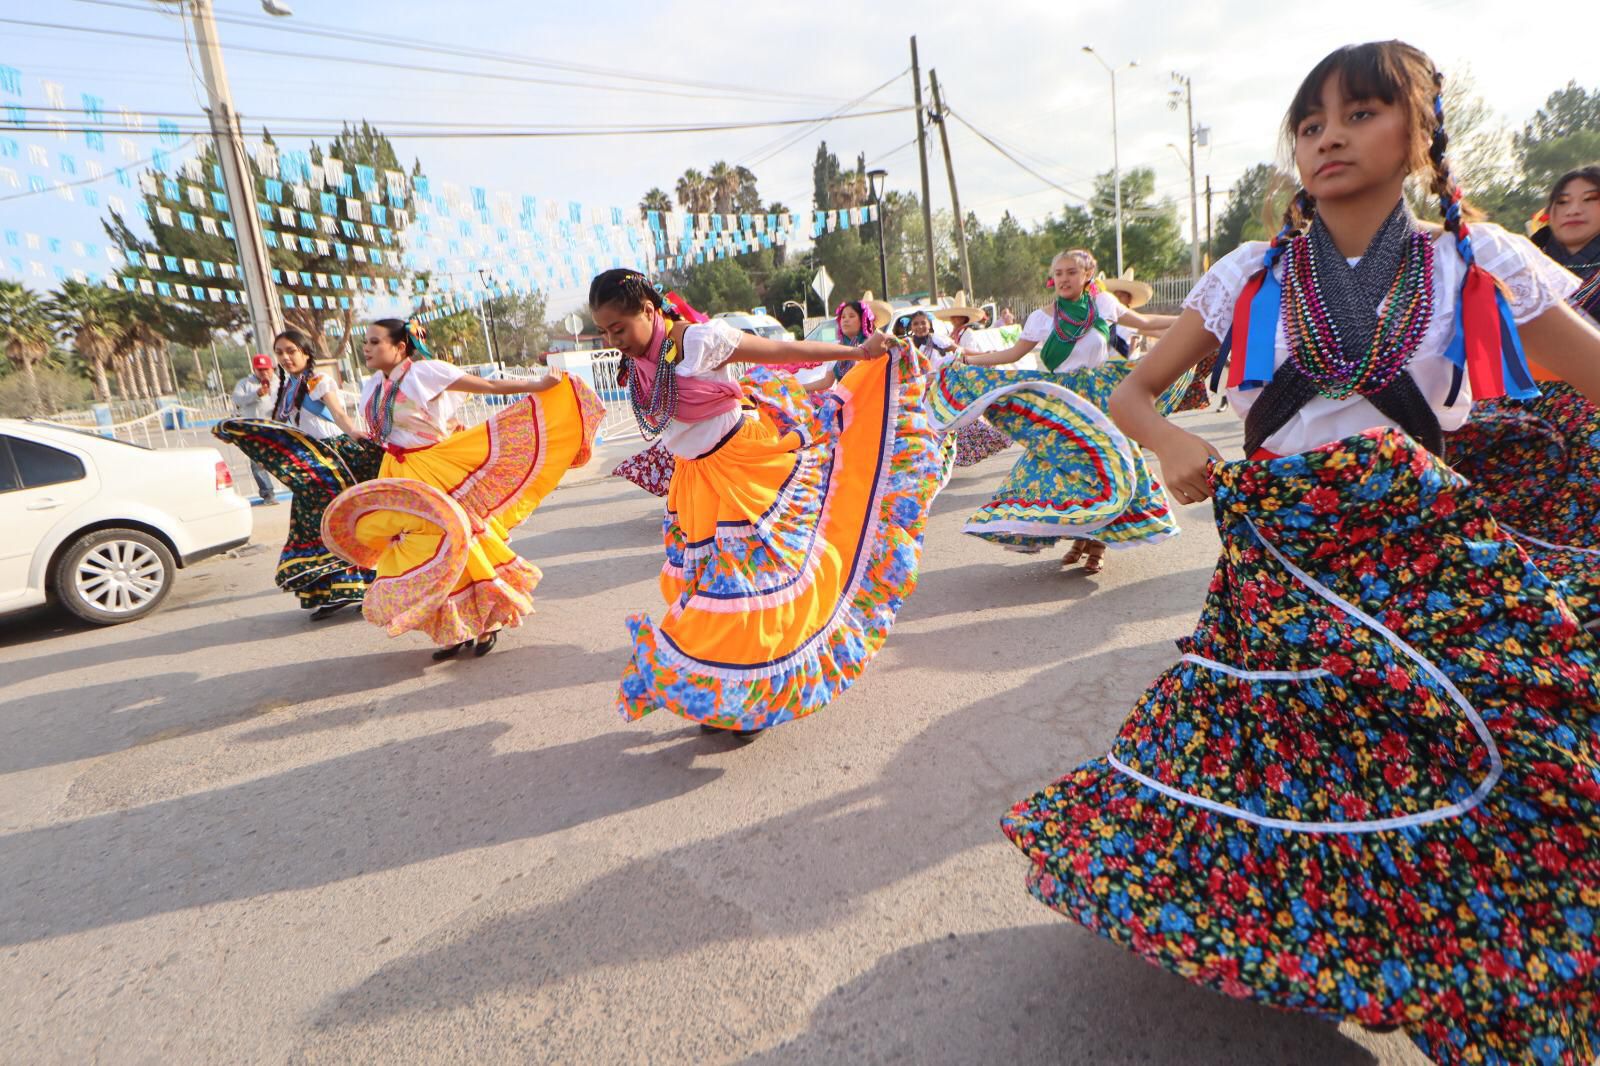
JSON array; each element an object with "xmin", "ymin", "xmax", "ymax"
[
  {"xmin": 273, "ymin": 370, "xmax": 309, "ymax": 422},
  {"xmin": 628, "ymin": 329, "xmax": 680, "ymax": 440},
  {"xmin": 1280, "ymin": 228, "xmax": 1435, "ymax": 401},
  {"xmin": 364, "ymin": 360, "xmax": 412, "ymax": 443},
  {"xmin": 1572, "ymin": 265, "xmax": 1600, "ymax": 320}
]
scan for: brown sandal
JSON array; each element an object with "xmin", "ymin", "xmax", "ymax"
[
  {"xmin": 1082, "ymin": 541, "xmax": 1107, "ymax": 575},
  {"xmin": 1061, "ymin": 540, "xmax": 1088, "ymax": 567}
]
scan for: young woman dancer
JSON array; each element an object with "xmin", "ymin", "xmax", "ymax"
[
  {"xmin": 320, "ymin": 319, "xmax": 604, "ymax": 659},
  {"xmin": 594, "ymin": 271, "xmax": 943, "ymax": 738},
  {"xmin": 1445, "ymin": 164, "xmax": 1600, "ymax": 617},
  {"xmin": 933, "ymin": 251, "xmax": 1184, "ymax": 574},
  {"xmin": 1001, "ymin": 42, "xmax": 1600, "ymax": 1065},
  {"xmin": 213, "ymin": 329, "xmax": 381, "ymax": 620},
  {"xmin": 610, "ymin": 298, "xmax": 888, "ymax": 495}
]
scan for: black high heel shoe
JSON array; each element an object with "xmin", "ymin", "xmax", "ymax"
[
  {"xmin": 472, "ymin": 631, "xmax": 498, "ymax": 657},
  {"xmin": 432, "ymin": 640, "xmax": 470, "ymax": 661}
]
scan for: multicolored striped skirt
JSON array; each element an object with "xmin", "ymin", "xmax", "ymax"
[
  {"xmin": 211, "ymin": 419, "xmax": 382, "ymax": 610},
  {"xmin": 618, "ymin": 346, "xmax": 944, "ymax": 731},
  {"xmin": 1001, "ymin": 428, "xmax": 1600, "ymax": 1066},
  {"xmin": 928, "ymin": 361, "xmax": 1187, "ymax": 550},
  {"xmin": 321, "ymin": 375, "xmax": 604, "ymax": 646}
]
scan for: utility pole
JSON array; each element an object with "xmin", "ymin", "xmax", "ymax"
[
  {"xmin": 477, "ymin": 270, "xmax": 503, "ymax": 369},
  {"xmin": 910, "ymin": 37, "xmax": 938, "ymax": 300},
  {"xmin": 928, "ymin": 70, "xmax": 972, "ymax": 299},
  {"xmin": 1171, "ymin": 73, "xmax": 1202, "ymax": 278},
  {"xmin": 183, "ymin": 0, "xmax": 283, "ymax": 351},
  {"xmin": 1204, "ymin": 175, "xmax": 1214, "ymax": 268}
]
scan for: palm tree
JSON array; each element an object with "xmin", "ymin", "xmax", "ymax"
[
  {"xmin": 111, "ymin": 292, "xmax": 169, "ymax": 406},
  {"xmin": 639, "ymin": 187, "xmax": 672, "ymax": 215},
  {"xmin": 0, "ymin": 279, "xmax": 53, "ymax": 413},
  {"xmin": 708, "ymin": 160, "xmax": 741, "ymax": 215},
  {"xmin": 49, "ymin": 280, "xmax": 123, "ymax": 404},
  {"xmin": 675, "ymin": 169, "xmax": 709, "ymax": 214}
]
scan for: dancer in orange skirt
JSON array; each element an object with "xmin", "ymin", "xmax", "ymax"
[
  {"xmin": 321, "ymin": 318, "xmax": 603, "ymax": 660},
  {"xmin": 592, "ymin": 271, "xmax": 944, "ymax": 738}
]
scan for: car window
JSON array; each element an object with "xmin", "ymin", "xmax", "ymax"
[
  {"xmin": 0, "ymin": 439, "xmax": 19, "ymax": 494},
  {"xmin": 5, "ymin": 435, "xmax": 86, "ymax": 490}
]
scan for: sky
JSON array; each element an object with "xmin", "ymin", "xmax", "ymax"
[{"xmin": 0, "ymin": 0, "xmax": 1593, "ymax": 312}]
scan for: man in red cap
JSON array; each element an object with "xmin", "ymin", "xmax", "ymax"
[{"xmin": 229, "ymin": 353, "xmax": 281, "ymax": 505}]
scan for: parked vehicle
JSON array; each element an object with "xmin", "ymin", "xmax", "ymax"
[
  {"xmin": 0, "ymin": 419, "xmax": 252, "ymax": 625},
  {"xmin": 713, "ymin": 312, "xmax": 793, "ymax": 341}
]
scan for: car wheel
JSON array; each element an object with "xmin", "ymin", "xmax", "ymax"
[{"xmin": 53, "ymin": 529, "xmax": 175, "ymax": 625}]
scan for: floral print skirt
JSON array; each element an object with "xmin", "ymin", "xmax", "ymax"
[
  {"xmin": 612, "ymin": 440, "xmax": 676, "ymax": 497},
  {"xmin": 618, "ymin": 346, "xmax": 944, "ymax": 731},
  {"xmin": 928, "ymin": 361, "xmax": 1189, "ymax": 550},
  {"xmin": 1001, "ymin": 429, "xmax": 1600, "ymax": 1066},
  {"xmin": 212, "ymin": 419, "xmax": 381, "ymax": 609},
  {"xmin": 1448, "ymin": 380, "xmax": 1600, "ymax": 624}
]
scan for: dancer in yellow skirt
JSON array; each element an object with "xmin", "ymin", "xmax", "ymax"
[
  {"xmin": 321, "ymin": 318, "xmax": 604, "ymax": 660},
  {"xmin": 591, "ymin": 270, "xmax": 945, "ymax": 739}
]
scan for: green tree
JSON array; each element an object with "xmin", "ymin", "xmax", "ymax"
[
  {"xmin": 483, "ymin": 289, "xmax": 550, "ymax": 363},
  {"xmin": 967, "ymin": 211, "xmax": 1048, "ymax": 300},
  {"xmin": 639, "ymin": 187, "xmax": 672, "ymax": 214},
  {"xmin": 0, "ymin": 280, "xmax": 54, "ymax": 412},
  {"xmin": 675, "ymin": 168, "xmax": 711, "ymax": 213},
  {"xmin": 48, "ymin": 280, "xmax": 122, "ymax": 403},
  {"xmin": 1213, "ymin": 163, "xmax": 1296, "ymax": 259},
  {"xmin": 677, "ymin": 257, "xmax": 758, "ymax": 315},
  {"xmin": 1043, "ymin": 168, "xmax": 1190, "ymax": 279}
]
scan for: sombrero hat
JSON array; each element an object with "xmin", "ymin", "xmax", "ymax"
[
  {"xmin": 934, "ymin": 304, "xmax": 984, "ymax": 324},
  {"xmin": 1099, "ymin": 274, "xmax": 1153, "ymax": 309}
]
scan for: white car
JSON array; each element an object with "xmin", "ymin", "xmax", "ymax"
[
  {"xmin": 0, "ymin": 419, "xmax": 253, "ymax": 625},
  {"xmin": 713, "ymin": 312, "xmax": 793, "ymax": 341}
]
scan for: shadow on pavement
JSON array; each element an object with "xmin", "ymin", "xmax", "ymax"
[
  {"xmin": 745, "ymin": 925, "xmax": 1379, "ymax": 1066},
  {"xmin": 0, "ymin": 722, "xmax": 722, "ymax": 946},
  {"xmin": 292, "ymin": 636, "xmax": 1366, "ymax": 1065}
]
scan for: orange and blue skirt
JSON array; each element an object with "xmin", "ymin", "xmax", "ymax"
[
  {"xmin": 321, "ymin": 375, "xmax": 604, "ymax": 646},
  {"xmin": 618, "ymin": 346, "xmax": 944, "ymax": 731}
]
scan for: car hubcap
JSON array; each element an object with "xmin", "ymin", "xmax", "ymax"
[{"xmin": 75, "ymin": 541, "xmax": 165, "ymax": 614}]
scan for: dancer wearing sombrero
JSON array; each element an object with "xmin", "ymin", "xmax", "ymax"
[
  {"xmin": 213, "ymin": 328, "xmax": 381, "ymax": 620},
  {"xmin": 937, "ymin": 249, "xmax": 1182, "ymax": 574},
  {"xmin": 595, "ymin": 271, "xmax": 943, "ymax": 738},
  {"xmin": 1002, "ymin": 41, "xmax": 1600, "ymax": 1065},
  {"xmin": 320, "ymin": 318, "xmax": 604, "ymax": 660}
]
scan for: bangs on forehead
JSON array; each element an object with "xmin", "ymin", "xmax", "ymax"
[{"xmin": 1287, "ymin": 45, "xmax": 1406, "ymax": 133}]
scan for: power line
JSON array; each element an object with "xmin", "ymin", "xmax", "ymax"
[
  {"xmin": 1, "ymin": 106, "xmax": 914, "ymax": 140},
  {"xmin": 741, "ymin": 69, "xmax": 909, "ymax": 169},
  {"xmin": 67, "ymin": 0, "xmax": 894, "ymax": 107},
  {"xmin": 39, "ymin": 8, "xmax": 883, "ymax": 109}
]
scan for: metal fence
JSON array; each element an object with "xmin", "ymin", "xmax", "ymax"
[{"xmin": 991, "ymin": 276, "xmax": 1198, "ymax": 320}]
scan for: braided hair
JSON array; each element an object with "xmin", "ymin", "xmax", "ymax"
[
  {"xmin": 271, "ymin": 328, "xmax": 320, "ymax": 422},
  {"xmin": 1277, "ymin": 41, "xmax": 1476, "ymax": 265}
]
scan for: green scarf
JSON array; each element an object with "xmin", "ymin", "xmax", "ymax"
[{"xmin": 1038, "ymin": 290, "xmax": 1112, "ymax": 372}]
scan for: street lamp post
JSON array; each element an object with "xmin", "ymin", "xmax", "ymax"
[
  {"xmin": 1082, "ymin": 47, "xmax": 1135, "ymax": 277},
  {"xmin": 867, "ymin": 168, "xmax": 890, "ymax": 300},
  {"xmin": 477, "ymin": 269, "xmax": 503, "ymax": 369}
]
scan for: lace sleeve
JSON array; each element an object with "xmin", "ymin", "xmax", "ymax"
[
  {"xmin": 1183, "ymin": 241, "xmax": 1268, "ymax": 343},
  {"xmin": 678, "ymin": 319, "xmax": 744, "ymax": 377},
  {"xmin": 1468, "ymin": 223, "xmax": 1580, "ymax": 324}
]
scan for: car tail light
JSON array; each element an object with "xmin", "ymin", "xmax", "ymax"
[{"xmin": 215, "ymin": 460, "xmax": 235, "ymax": 492}]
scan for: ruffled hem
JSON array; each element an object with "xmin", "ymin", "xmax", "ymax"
[
  {"xmin": 1001, "ymin": 428, "xmax": 1600, "ymax": 1066},
  {"xmin": 930, "ymin": 364, "xmax": 1178, "ymax": 548},
  {"xmin": 617, "ymin": 347, "xmax": 944, "ymax": 730}
]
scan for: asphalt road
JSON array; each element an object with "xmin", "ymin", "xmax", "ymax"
[{"xmin": 0, "ymin": 410, "xmax": 1429, "ymax": 1065}]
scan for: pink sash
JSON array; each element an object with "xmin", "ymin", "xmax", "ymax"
[{"xmin": 630, "ymin": 317, "xmax": 743, "ymax": 424}]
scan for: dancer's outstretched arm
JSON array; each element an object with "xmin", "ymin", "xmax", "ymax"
[
  {"xmin": 1519, "ymin": 303, "xmax": 1600, "ymax": 402},
  {"xmin": 1108, "ymin": 309, "xmax": 1223, "ymax": 505},
  {"xmin": 732, "ymin": 330, "xmax": 895, "ymax": 366}
]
